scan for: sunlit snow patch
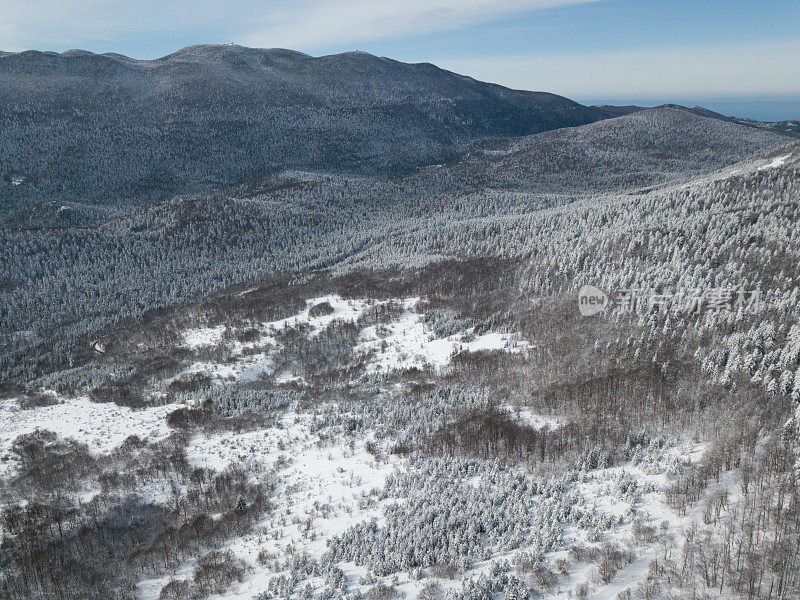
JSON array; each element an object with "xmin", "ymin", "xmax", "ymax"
[
  {"xmin": 177, "ymin": 295, "xmax": 531, "ymax": 382},
  {"xmin": 137, "ymin": 412, "xmax": 399, "ymax": 600},
  {"xmin": 0, "ymin": 396, "xmax": 175, "ymax": 478},
  {"xmin": 757, "ymin": 154, "xmax": 791, "ymax": 171},
  {"xmin": 356, "ymin": 298, "xmax": 530, "ymax": 373},
  {"xmin": 182, "ymin": 324, "xmax": 225, "ymax": 349},
  {"xmin": 504, "ymin": 405, "xmax": 563, "ymax": 430},
  {"xmin": 176, "ymin": 295, "xmax": 376, "ymax": 384}
]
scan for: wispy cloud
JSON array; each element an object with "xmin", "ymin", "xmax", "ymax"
[
  {"xmin": 238, "ymin": 0, "xmax": 596, "ymax": 49},
  {"xmin": 435, "ymin": 40, "xmax": 800, "ymax": 97},
  {"xmin": 1, "ymin": 0, "xmax": 797, "ymax": 103},
  {"xmin": 0, "ymin": 0, "xmax": 203, "ymax": 49},
  {"xmin": 0, "ymin": 0, "xmax": 595, "ymax": 53}
]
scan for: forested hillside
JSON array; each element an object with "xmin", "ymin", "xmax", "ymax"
[
  {"xmin": 0, "ymin": 106, "xmax": 792, "ymax": 385},
  {"xmin": 0, "ymin": 44, "xmax": 631, "ymax": 225},
  {"xmin": 1, "ymin": 50, "xmax": 799, "ymax": 600}
]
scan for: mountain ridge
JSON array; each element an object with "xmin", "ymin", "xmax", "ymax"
[
  {"xmin": 0, "ymin": 44, "xmax": 629, "ymax": 213},
  {"xmin": 1, "ymin": 44, "xmax": 794, "ymax": 220}
]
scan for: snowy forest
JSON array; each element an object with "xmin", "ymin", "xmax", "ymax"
[{"xmin": 1, "ymin": 45, "xmax": 800, "ymax": 600}]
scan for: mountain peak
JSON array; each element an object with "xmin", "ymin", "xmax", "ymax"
[{"xmin": 0, "ymin": 44, "xmax": 618, "ymax": 209}]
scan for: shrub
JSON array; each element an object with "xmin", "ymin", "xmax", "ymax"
[
  {"xmin": 309, "ymin": 301, "xmax": 335, "ymax": 318},
  {"xmin": 192, "ymin": 550, "xmax": 246, "ymax": 597},
  {"xmin": 418, "ymin": 581, "xmax": 443, "ymax": 600},
  {"xmin": 365, "ymin": 583, "xmax": 396, "ymax": 600},
  {"xmin": 159, "ymin": 579, "xmax": 190, "ymax": 600}
]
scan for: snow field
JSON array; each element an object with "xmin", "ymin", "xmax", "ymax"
[
  {"xmin": 179, "ymin": 295, "xmax": 531, "ymax": 383},
  {"xmin": 139, "ymin": 411, "xmax": 400, "ymax": 600},
  {"xmin": 0, "ymin": 395, "xmax": 175, "ymax": 478}
]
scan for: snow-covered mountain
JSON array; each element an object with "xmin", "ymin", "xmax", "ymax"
[
  {"xmin": 0, "ymin": 44, "xmax": 632, "ymax": 213},
  {"xmin": 1, "ymin": 45, "xmax": 800, "ymax": 600}
]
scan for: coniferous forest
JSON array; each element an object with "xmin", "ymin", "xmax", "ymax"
[{"xmin": 1, "ymin": 45, "xmax": 800, "ymax": 600}]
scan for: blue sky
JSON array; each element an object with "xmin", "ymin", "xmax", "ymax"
[{"xmin": 2, "ymin": 0, "xmax": 798, "ymax": 119}]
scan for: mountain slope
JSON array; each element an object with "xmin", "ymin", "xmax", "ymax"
[
  {"xmin": 0, "ymin": 44, "xmax": 615, "ymax": 213},
  {"xmin": 454, "ymin": 106, "xmax": 792, "ymax": 192}
]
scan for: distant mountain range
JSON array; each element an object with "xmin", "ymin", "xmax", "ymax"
[
  {"xmin": 0, "ymin": 44, "xmax": 636, "ymax": 212},
  {"xmin": 677, "ymin": 104, "xmax": 800, "ymax": 137},
  {"xmin": 1, "ymin": 44, "xmax": 797, "ymax": 219}
]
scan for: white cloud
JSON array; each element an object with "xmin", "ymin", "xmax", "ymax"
[
  {"xmin": 434, "ymin": 40, "xmax": 800, "ymax": 97},
  {"xmin": 238, "ymin": 0, "xmax": 596, "ymax": 49},
  {"xmin": 0, "ymin": 0, "xmax": 595, "ymax": 53},
  {"xmin": 0, "ymin": 0, "xmax": 198, "ymax": 49},
  {"xmin": 1, "ymin": 0, "xmax": 796, "ymax": 101}
]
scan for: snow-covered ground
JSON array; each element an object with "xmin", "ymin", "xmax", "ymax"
[
  {"xmin": 178, "ymin": 295, "xmax": 531, "ymax": 383},
  {"xmin": 560, "ymin": 441, "xmax": 703, "ymax": 600},
  {"xmin": 355, "ymin": 298, "xmax": 529, "ymax": 373},
  {"xmin": 0, "ymin": 395, "xmax": 175, "ymax": 478},
  {"xmin": 179, "ymin": 295, "xmax": 376, "ymax": 383},
  {"xmin": 1, "ymin": 384, "xmax": 711, "ymax": 600},
  {"xmin": 0, "ymin": 294, "xmax": 726, "ymax": 600},
  {"xmin": 509, "ymin": 406, "xmax": 563, "ymax": 430},
  {"xmin": 1, "ymin": 392, "xmax": 718, "ymax": 600},
  {"xmin": 183, "ymin": 324, "xmax": 226, "ymax": 349},
  {"xmin": 139, "ymin": 411, "xmax": 401, "ymax": 600},
  {"xmin": 757, "ymin": 153, "xmax": 792, "ymax": 170}
]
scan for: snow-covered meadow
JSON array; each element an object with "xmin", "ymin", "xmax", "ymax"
[
  {"xmin": 0, "ymin": 286, "xmax": 776, "ymax": 600},
  {"xmin": 176, "ymin": 295, "xmax": 530, "ymax": 384},
  {"xmin": 0, "ymin": 377, "xmax": 716, "ymax": 600}
]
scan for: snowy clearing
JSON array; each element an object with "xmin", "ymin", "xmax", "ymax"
[
  {"xmin": 355, "ymin": 299, "xmax": 529, "ymax": 373},
  {"xmin": 139, "ymin": 411, "xmax": 401, "ymax": 600},
  {"xmin": 177, "ymin": 295, "xmax": 531, "ymax": 383},
  {"xmin": 757, "ymin": 153, "xmax": 791, "ymax": 170},
  {"xmin": 0, "ymin": 395, "xmax": 175, "ymax": 478}
]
